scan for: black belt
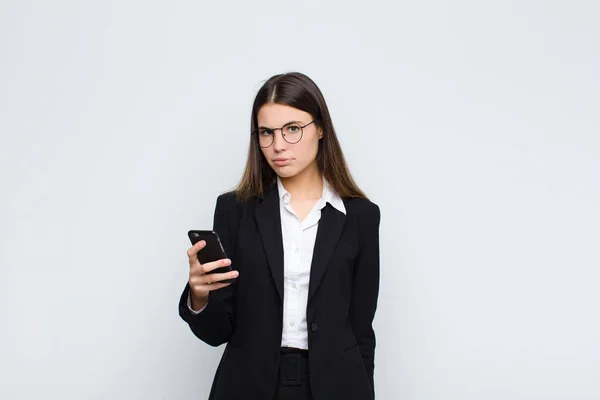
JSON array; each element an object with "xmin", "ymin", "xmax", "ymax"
[{"xmin": 279, "ymin": 347, "xmax": 309, "ymax": 386}]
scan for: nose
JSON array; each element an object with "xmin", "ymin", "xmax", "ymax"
[{"xmin": 272, "ymin": 129, "xmax": 287, "ymax": 151}]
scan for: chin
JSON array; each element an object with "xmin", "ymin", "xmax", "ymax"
[{"xmin": 276, "ymin": 169, "xmax": 297, "ymax": 179}]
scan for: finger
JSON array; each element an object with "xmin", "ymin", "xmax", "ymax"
[
  {"xmin": 187, "ymin": 240, "xmax": 206, "ymax": 264},
  {"xmin": 206, "ymin": 281, "xmax": 232, "ymax": 291},
  {"xmin": 197, "ymin": 258, "xmax": 232, "ymax": 274},
  {"xmin": 190, "ymin": 269, "xmax": 239, "ymax": 286},
  {"xmin": 205, "ymin": 270, "xmax": 239, "ymax": 284},
  {"xmin": 192, "ymin": 281, "xmax": 231, "ymax": 294},
  {"xmin": 189, "ymin": 257, "xmax": 230, "ymax": 277}
]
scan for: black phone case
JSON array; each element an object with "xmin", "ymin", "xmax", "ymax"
[{"xmin": 187, "ymin": 230, "xmax": 236, "ymax": 284}]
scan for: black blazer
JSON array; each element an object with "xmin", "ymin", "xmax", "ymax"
[{"xmin": 179, "ymin": 185, "xmax": 381, "ymax": 399}]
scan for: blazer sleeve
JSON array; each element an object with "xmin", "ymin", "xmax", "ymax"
[
  {"xmin": 349, "ymin": 201, "xmax": 381, "ymax": 396},
  {"xmin": 178, "ymin": 192, "xmax": 238, "ymax": 347}
]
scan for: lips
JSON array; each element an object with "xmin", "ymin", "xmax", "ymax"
[{"xmin": 273, "ymin": 158, "xmax": 290, "ymax": 166}]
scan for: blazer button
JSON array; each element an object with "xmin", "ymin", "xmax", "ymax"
[{"xmin": 310, "ymin": 322, "xmax": 318, "ymax": 332}]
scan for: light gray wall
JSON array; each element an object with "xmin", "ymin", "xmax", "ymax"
[{"xmin": 1, "ymin": 1, "xmax": 598, "ymax": 399}]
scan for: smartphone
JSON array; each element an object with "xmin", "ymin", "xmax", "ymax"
[{"xmin": 187, "ymin": 230, "xmax": 236, "ymax": 284}]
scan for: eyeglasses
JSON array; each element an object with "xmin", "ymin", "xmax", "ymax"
[{"xmin": 252, "ymin": 120, "xmax": 316, "ymax": 148}]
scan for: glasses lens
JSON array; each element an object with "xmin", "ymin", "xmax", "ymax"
[
  {"xmin": 283, "ymin": 123, "xmax": 303, "ymax": 144},
  {"xmin": 257, "ymin": 129, "xmax": 273, "ymax": 147}
]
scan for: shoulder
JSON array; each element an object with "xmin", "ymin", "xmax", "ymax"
[
  {"xmin": 216, "ymin": 184, "xmax": 277, "ymax": 209},
  {"xmin": 215, "ymin": 191, "xmax": 242, "ymax": 213},
  {"xmin": 215, "ymin": 190, "xmax": 258, "ymax": 216},
  {"xmin": 344, "ymin": 197, "xmax": 381, "ymax": 247},
  {"xmin": 216, "ymin": 190, "xmax": 238, "ymax": 205},
  {"xmin": 344, "ymin": 197, "xmax": 381, "ymax": 222}
]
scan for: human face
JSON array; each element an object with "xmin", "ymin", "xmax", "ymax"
[{"xmin": 257, "ymin": 103, "xmax": 322, "ymax": 179}]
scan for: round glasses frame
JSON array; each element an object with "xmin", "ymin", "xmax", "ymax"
[{"xmin": 252, "ymin": 120, "xmax": 316, "ymax": 148}]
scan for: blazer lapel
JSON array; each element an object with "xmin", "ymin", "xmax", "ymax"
[
  {"xmin": 255, "ymin": 186, "xmax": 284, "ymax": 301},
  {"xmin": 255, "ymin": 189, "xmax": 347, "ymax": 305},
  {"xmin": 308, "ymin": 203, "xmax": 346, "ymax": 304}
]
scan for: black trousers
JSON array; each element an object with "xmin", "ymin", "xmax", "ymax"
[{"xmin": 275, "ymin": 347, "xmax": 313, "ymax": 400}]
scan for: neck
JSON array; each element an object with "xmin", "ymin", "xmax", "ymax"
[{"xmin": 279, "ymin": 162, "xmax": 323, "ymax": 200}]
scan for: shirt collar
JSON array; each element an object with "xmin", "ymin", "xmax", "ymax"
[{"xmin": 276, "ymin": 175, "xmax": 346, "ymax": 215}]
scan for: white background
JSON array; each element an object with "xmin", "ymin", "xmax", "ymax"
[{"xmin": 1, "ymin": 1, "xmax": 599, "ymax": 399}]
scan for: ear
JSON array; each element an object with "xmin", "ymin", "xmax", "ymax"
[{"xmin": 318, "ymin": 127, "xmax": 323, "ymax": 140}]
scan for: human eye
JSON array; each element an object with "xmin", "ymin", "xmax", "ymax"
[
  {"xmin": 259, "ymin": 128, "xmax": 273, "ymax": 136},
  {"xmin": 285, "ymin": 124, "xmax": 301, "ymax": 134}
]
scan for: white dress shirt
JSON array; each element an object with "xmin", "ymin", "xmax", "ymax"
[{"xmin": 188, "ymin": 176, "xmax": 346, "ymax": 350}]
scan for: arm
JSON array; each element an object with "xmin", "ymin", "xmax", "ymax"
[
  {"xmin": 349, "ymin": 202, "xmax": 381, "ymax": 396},
  {"xmin": 187, "ymin": 291, "xmax": 208, "ymax": 314},
  {"xmin": 178, "ymin": 193, "xmax": 238, "ymax": 346}
]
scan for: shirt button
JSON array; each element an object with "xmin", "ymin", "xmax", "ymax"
[
  {"xmin": 290, "ymin": 321, "xmax": 295, "ymax": 327},
  {"xmin": 310, "ymin": 322, "xmax": 318, "ymax": 332},
  {"xmin": 292, "ymin": 283, "xmax": 297, "ymax": 288},
  {"xmin": 295, "ymin": 247, "xmax": 300, "ymax": 253}
]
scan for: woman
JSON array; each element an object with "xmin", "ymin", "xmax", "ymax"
[{"xmin": 179, "ymin": 72, "xmax": 381, "ymax": 400}]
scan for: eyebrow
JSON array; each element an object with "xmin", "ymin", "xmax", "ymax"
[{"xmin": 257, "ymin": 120, "xmax": 302, "ymax": 129}]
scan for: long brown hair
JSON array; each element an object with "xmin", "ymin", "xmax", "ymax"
[{"xmin": 234, "ymin": 72, "xmax": 368, "ymax": 203}]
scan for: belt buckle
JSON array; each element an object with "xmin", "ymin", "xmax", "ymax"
[{"xmin": 280, "ymin": 353, "xmax": 302, "ymax": 387}]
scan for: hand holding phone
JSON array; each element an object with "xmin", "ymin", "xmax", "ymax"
[{"xmin": 187, "ymin": 230, "xmax": 239, "ymax": 305}]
